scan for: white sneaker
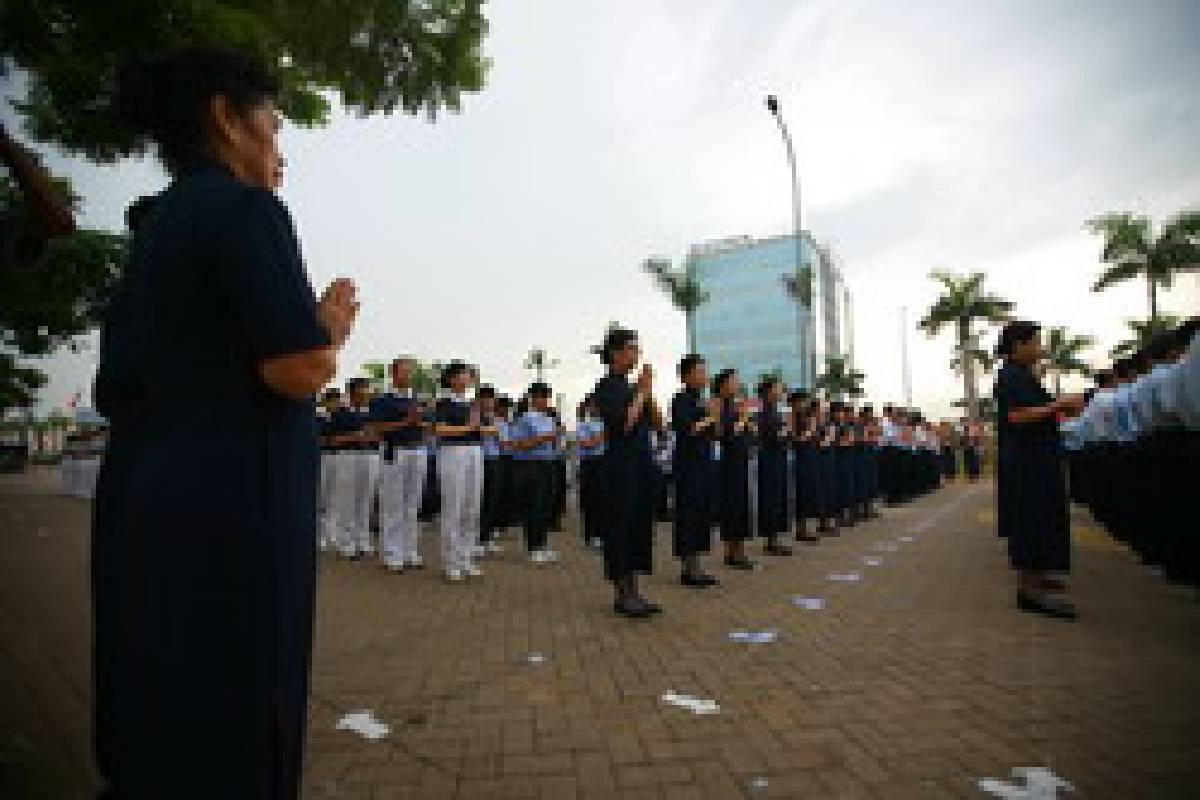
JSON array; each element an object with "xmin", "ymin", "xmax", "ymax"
[
  {"xmin": 360, "ymin": 545, "xmax": 376, "ymax": 557},
  {"xmin": 530, "ymin": 550, "xmax": 546, "ymax": 564},
  {"xmin": 407, "ymin": 554, "xmax": 425, "ymax": 569},
  {"xmin": 464, "ymin": 564, "xmax": 483, "ymax": 578},
  {"xmin": 543, "ymin": 549, "xmax": 560, "ymax": 564},
  {"xmin": 471, "ymin": 545, "xmax": 487, "ymax": 558},
  {"xmin": 444, "ymin": 568, "xmax": 464, "ymax": 582},
  {"xmin": 383, "ymin": 560, "xmax": 405, "ymax": 573},
  {"xmin": 486, "ymin": 542, "xmax": 505, "ymax": 555},
  {"xmin": 337, "ymin": 547, "xmax": 358, "ymax": 560},
  {"xmin": 588, "ymin": 537, "xmax": 603, "ymax": 550}
]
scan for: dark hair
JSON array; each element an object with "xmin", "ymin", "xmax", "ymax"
[
  {"xmin": 391, "ymin": 356, "xmax": 416, "ymax": 370},
  {"xmin": 527, "ymin": 382, "xmax": 553, "ymax": 398},
  {"xmin": 1174, "ymin": 317, "xmax": 1200, "ymax": 351},
  {"xmin": 321, "ymin": 388, "xmax": 342, "ymax": 401},
  {"xmin": 496, "ymin": 395, "xmax": 513, "ymax": 409},
  {"xmin": 599, "ymin": 326, "xmax": 638, "ymax": 365},
  {"xmin": 346, "ymin": 377, "xmax": 370, "ymax": 392},
  {"xmin": 756, "ymin": 375, "xmax": 782, "ymax": 399},
  {"xmin": 995, "ymin": 320, "xmax": 1041, "ymax": 358},
  {"xmin": 678, "ymin": 353, "xmax": 705, "ymax": 379},
  {"xmin": 711, "ymin": 368, "xmax": 737, "ymax": 396},
  {"xmin": 116, "ymin": 47, "xmax": 280, "ymax": 172},
  {"xmin": 440, "ymin": 360, "xmax": 472, "ymax": 389},
  {"xmin": 1113, "ymin": 358, "xmax": 1135, "ymax": 381},
  {"xmin": 1093, "ymin": 370, "xmax": 1114, "ymax": 389},
  {"xmin": 787, "ymin": 389, "xmax": 810, "ymax": 404},
  {"xmin": 476, "ymin": 384, "xmax": 496, "ymax": 399}
]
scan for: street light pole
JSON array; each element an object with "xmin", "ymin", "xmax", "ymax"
[{"xmin": 766, "ymin": 94, "xmax": 816, "ymax": 389}]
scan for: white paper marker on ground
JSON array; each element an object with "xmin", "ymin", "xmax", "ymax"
[
  {"xmin": 661, "ymin": 691, "xmax": 720, "ymax": 715},
  {"xmin": 898, "ymin": 535, "xmax": 917, "ymax": 543},
  {"xmin": 335, "ymin": 710, "xmax": 390, "ymax": 740},
  {"xmin": 792, "ymin": 596, "xmax": 826, "ymax": 610},
  {"xmin": 521, "ymin": 651, "xmax": 548, "ymax": 665},
  {"xmin": 978, "ymin": 766, "xmax": 1074, "ymax": 799},
  {"xmin": 827, "ymin": 573, "xmax": 862, "ymax": 582},
  {"xmin": 728, "ymin": 629, "xmax": 778, "ymax": 644},
  {"xmin": 862, "ymin": 556, "xmax": 883, "ymax": 566},
  {"xmin": 875, "ymin": 542, "xmax": 900, "ymax": 552}
]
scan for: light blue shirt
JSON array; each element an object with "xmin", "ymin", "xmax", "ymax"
[
  {"xmin": 511, "ymin": 410, "xmax": 557, "ymax": 460},
  {"xmin": 1169, "ymin": 334, "xmax": 1200, "ymax": 430},
  {"xmin": 482, "ymin": 417, "xmax": 506, "ymax": 458},
  {"xmin": 576, "ymin": 417, "xmax": 606, "ymax": 458}
]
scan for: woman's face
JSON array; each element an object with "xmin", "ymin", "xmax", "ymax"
[
  {"xmin": 450, "ymin": 371, "xmax": 472, "ymax": 395},
  {"xmin": 1013, "ymin": 333, "xmax": 1043, "ymax": 364},
  {"xmin": 719, "ymin": 374, "xmax": 740, "ymax": 398},
  {"xmin": 766, "ymin": 382, "xmax": 782, "ymax": 404},
  {"xmin": 612, "ymin": 341, "xmax": 640, "ymax": 374},
  {"xmin": 215, "ymin": 97, "xmax": 284, "ymax": 190}
]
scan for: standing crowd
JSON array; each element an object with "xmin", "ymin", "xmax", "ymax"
[{"xmin": 314, "ymin": 331, "xmax": 966, "ymax": 617}]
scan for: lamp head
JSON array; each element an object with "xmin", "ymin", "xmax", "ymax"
[{"xmin": 766, "ymin": 94, "xmax": 780, "ymax": 115}]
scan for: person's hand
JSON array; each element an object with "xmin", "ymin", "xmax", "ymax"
[
  {"xmin": 1053, "ymin": 394, "xmax": 1085, "ymax": 413},
  {"xmin": 318, "ymin": 278, "xmax": 358, "ymax": 348},
  {"xmin": 468, "ymin": 406, "xmax": 481, "ymax": 430},
  {"xmin": 706, "ymin": 397, "xmax": 722, "ymax": 418},
  {"xmin": 637, "ymin": 363, "xmax": 654, "ymax": 393}
]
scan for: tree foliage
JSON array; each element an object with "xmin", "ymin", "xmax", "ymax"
[
  {"xmin": 919, "ymin": 270, "xmax": 1012, "ymax": 420},
  {"xmin": 643, "ymin": 256, "xmax": 709, "ymax": 354},
  {"xmin": 1110, "ymin": 316, "xmax": 1180, "ymax": 359},
  {"xmin": 523, "ymin": 347, "xmax": 558, "ymax": 383},
  {"xmin": 1043, "ymin": 326, "xmax": 1094, "ymax": 395},
  {"xmin": 0, "ymin": 0, "xmax": 491, "ymax": 161},
  {"xmin": 1, "ymin": 174, "xmax": 127, "ymax": 412},
  {"xmin": 814, "ymin": 355, "xmax": 864, "ymax": 401},
  {"xmin": 1086, "ymin": 210, "xmax": 1200, "ymax": 320}
]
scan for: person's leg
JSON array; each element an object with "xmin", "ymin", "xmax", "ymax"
[
  {"xmin": 437, "ymin": 449, "xmax": 464, "ymax": 577},
  {"xmin": 378, "ymin": 459, "xmax": 403, "ymax": 568},
  {"xmin": 461, "ymin": 448, "xmax": 484, "ymax": 575},
  {"xmin": 400, "ymin": 450, "xmax": 428, "ymax": 566},
  {"xmin": 361, "ymin": 452, "xmax": 380, "ymax": 556}
]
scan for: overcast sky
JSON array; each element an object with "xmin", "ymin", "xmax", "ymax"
[{"xmin": 6, "ymin": 0, "xmax": 1199, "ymax": 418}]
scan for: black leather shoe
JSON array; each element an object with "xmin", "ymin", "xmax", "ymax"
[
  {"xmin": 796, "ymin": 533, "xmax": 821, "ymax": 544},
  {"xmin": 765, "ymin": 543, "xmax": 793, "ymax": 556},
  {"xmin": 613, "ymin": 599, "xmax": 654, "ymax": 618},
  {"xmin": 640, "ymin": 598, "xmax": 663, "ymax": 614},
  {"xmin": 1017, "ymin": 592, "xmax": 1077, "ymax": 620},
  {"xmin": 724, "ymin": 556, "xmax": 756, "ymax": 570},
  {"xmin": 681, "ymin": 573, "xmax": 719, "ymax": 587}
]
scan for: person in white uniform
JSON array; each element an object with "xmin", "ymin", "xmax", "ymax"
[
  {"xmin": 433, "ymin": 361, "xmax": 496, "ymax": 581},
  {"xmin": 369, "ymin": 357, "xmax": 432, "ymax": 571},
  {"xmin": 329, "ymin": 377, "xmax": 380, "ymax": 559},
  {"xmin": 316, "ymin": 388, "xmax": 343, "ymax": 551}
]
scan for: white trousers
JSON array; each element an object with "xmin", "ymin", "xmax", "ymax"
[
  {"xmin": 332, "ymin": 450, "xmax": 379, "ymax": 554},
  {"xmin": 318, "ymin": 452, "xmax": 338, "ymax": 545},
  {"xmin": 437, "ymin": 445, "xmax": 483, "ymax": 572},
  {"xmin": 80, "ymin": 457, "xmax": 101, "ymax": 500},
  {"xmin": 378, "ymin": 448, "xmax": 428, "ymax": 564}
]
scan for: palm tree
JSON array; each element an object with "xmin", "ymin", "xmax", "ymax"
[
  {"xmin": 410, "ymin": 360, "xmax": 443, "ymax": 397},
  {"xmin": 524, "ymin": 347, "xmax": 558, "ymax": 383},
  {"xmin": 781, "ymin": 242, "xmax": 827, "ymax": 386},
  {"xmin": 919, "ymin": 270, "xmax": 1013, "ymax": 421},
  {"xmin": 814, "ymin": 356, "xmax": 865, "ymax": 401},
  {"xmin": 361, "ymin": 361, "xmax": 389, "ymax": 393},
  {"xmin": 1043, "ymin": 327, "xmax": 1094, "ymax": 395},
  {"xmin": 643, "ymin": 255, "xmax": 710, "ymax": 354},
  {"xmin": 1109, "ymin": 315, "xmax": 1180, "ymax": 359},
  {"xmin": 1086, "ymin": 210, "xmax": 1200, "ymax": 320}
]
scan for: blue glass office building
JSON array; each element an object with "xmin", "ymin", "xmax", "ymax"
[{"xmin": 690, "ymin": 233, "xmax": 851, "ymax": 391}]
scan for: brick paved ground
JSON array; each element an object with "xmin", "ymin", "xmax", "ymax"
[{"xmin": 2, "ymin": 466, "xmax": 1198, "ymax": 799}]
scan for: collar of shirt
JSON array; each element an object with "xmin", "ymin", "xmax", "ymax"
[{"xmin": 393, "ymin": 388, "xmax": 414, "ymax": 399}]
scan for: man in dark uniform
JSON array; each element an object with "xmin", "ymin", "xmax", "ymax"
[
  {"xmin": 788, "ymin": 391, "xmax": 822, "ymax": 542},
  {"xmin": 756, "ymin": 376, "xmax": 793, "ymax": 556},
  {"xmin": 671, "ymin": 355, "xmax": 721, "ymax": 586}
]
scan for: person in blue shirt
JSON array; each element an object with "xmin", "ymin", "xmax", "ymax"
[
  {"xmin": 317, "ymin": 387, "xmax": 343, "ymax": 551},
  {"xmin": 330, "ymin": 377, "xmax": 381, "ymax": 559},
  {"xmin": 477, "ymin": 385, "xmax": 508, "ymax": 555},
  {"xmin": 994, "ymin": 321, "xmax": 1085, "ymax": 619},
  {"xmin": 493, "ymin": 395, "xmax": 517, "ymax": 536},
  {"xmin": 547, "ymin": 406, "xmax": 568, "ymax": 532},
  {"xmin": 671, "ymin": 355, "xmax": 721, "ymax": 586},
  {"xmin": 369, "ymin": 357, "xmax": 432, "ymax": 572},
  {"xmin": 509, "ymin": 382, "xmax": 562, "ymax": 564},
  {"xmin": 592, "ymin": 327, "xmax": 663, "ymax": 617},
  {"xmin": 433, "ymin": 361, "xmax": 494, "ymax": 582},
  {"xmin": 91, "ymin": 47, "xmax": 359, "ymax": 798},
  {"xmin": 756, "ymin": 376, "xmax": 792, "ymax": 556},
  {"xmin": 575, "ymin": 395, "xmax": 607, "ymax": 550},
  {"xmin": 713, "ymin": 369, "xmax": 756, "ymax": 569}
]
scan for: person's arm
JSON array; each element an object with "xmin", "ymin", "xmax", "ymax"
[
  {"xmin": 1007, "ymin": 395, "xmax": 1081, "ymax": 424},
  {"xmin": 260, "ymin": 348, "xmax": 338, "ymax": 402}
]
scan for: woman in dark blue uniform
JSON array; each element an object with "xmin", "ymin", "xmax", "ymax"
[
  {"xmin": 92, "ymin": 48, "xmax": 358, "ymax": 798},
  {"xmin": 592, "ymin": 327, "xmax": 663, "ymax": 618},
  {"xmin": 788, "ymin": 392, "xmax": 822, "ymax": 542},
  {"xmin": 671, "ymin": 355, "xmax": 721, "ymax": 586},
  {"xmin": 994, "ymin": 321, "xmax": 1083, "ymax": 620},
  {"xmin": 713, "ymin": 369, "xmax": 756, "ymax": 569},
  {"xmin": 756, "ymin": 377, "xmax": 792, "ymax": 556}
]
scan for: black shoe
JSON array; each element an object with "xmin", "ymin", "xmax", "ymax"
[
  {"xmin": 681, "ymin": 573, "xmax": 719, "ymax": 587},
  {"xmin": 796, "ymin": 532, "xmax": 820, "ymax": 543},
  {"xmin": 613, "ymin": 598, "xmax": 655, "ymax": 618},
  {"xmin": 724, "ymin": 556, "xmax": 756, "ymax": 570},
  {"xmin": 640, "ymin": 597, "xmax": 663, "ymax": 614},
  {"xmin": 1016, "ymin": 592, "xmax": 1077, "ymax": 620},
  {"xmin": 765, "ymin": 543, "xmax": 793, "ymax": 556}
]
